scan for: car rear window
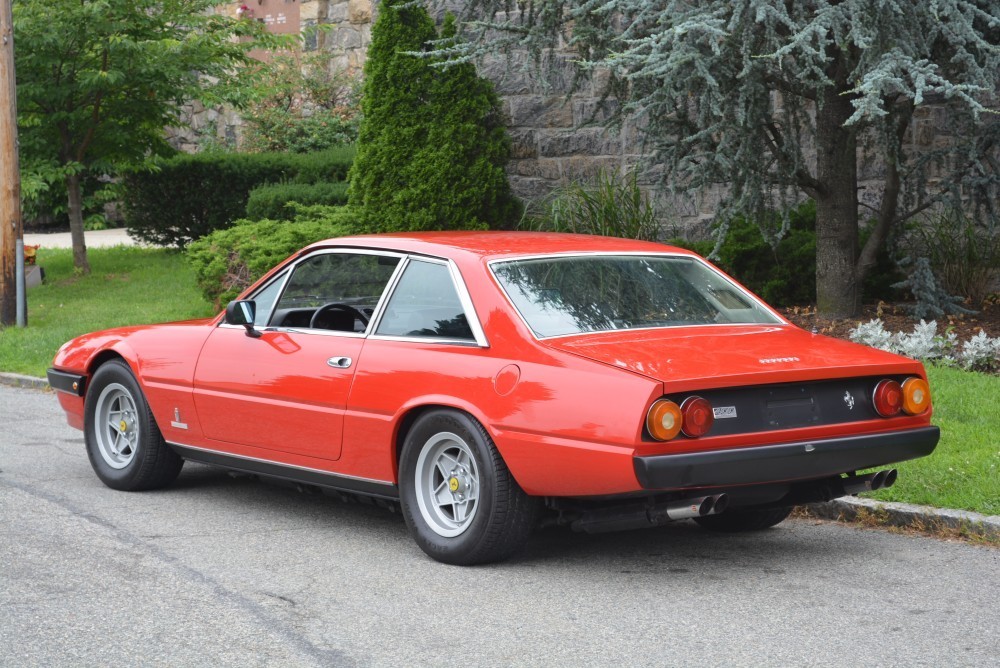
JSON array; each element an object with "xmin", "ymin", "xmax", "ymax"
[{"xmin": 491, "ymin": 255, "xmax": 781, "ymax": 338}]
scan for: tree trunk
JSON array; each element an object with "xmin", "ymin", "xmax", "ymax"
[
  {"xmin": 814, "ymin": 70, "xmax": 859, "ymax": 318},
  {"xmin": 65, "ymin": 172, "xmax": 90, "ymax": 274}
]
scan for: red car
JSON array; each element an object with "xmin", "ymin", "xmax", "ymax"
[{"xmin": 48, "ymin": 232, "xmax": 938, "ymax": 564}]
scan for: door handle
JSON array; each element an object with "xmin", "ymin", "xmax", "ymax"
[{"xmin": 327, "ymin": 356, "xmax": 353, "ymax": 369}]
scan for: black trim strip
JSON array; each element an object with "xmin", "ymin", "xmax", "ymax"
[
  {"xmin": 47, "ymin": 368, "xmax": 86, "ymax": 396},
  {"xmin": 634, "ymin": 426, "xmax": 940, "ymax": 490},
  {"xmin": 169, "ymin": 443, "xmax": 400, "ymax": 500}
]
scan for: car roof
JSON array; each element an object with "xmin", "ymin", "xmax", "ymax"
[{"xmin": 306, "ymin": 231, "xmax": 695, "ymax": 261}]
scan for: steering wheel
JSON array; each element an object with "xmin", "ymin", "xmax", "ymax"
[{"xmin": 309, "ymin": 303, "xmax": 370, "ymax": 331}]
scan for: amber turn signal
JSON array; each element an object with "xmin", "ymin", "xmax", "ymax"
[
  {"xmin": 680, "ymin": 396, "xmax": 714, "ymax": 438},
  {"xmin": 901, "ymin": 377, "xmax": 931, "ymax": 415},
  {"xmin": 647, "ymin": 399, "xmax": 683, "ymax": 441},
  {"xmin": 872, "ymin": 379, "xmax": 903, "ymax": 418}
]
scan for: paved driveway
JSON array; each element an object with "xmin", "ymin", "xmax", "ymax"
[{"xmin": 2, "ymin": 384, "xmax": 997, "ymax": 667}]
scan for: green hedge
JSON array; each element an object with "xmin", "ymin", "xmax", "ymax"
[
  {"xmin": 186, "ymin": 205, "xmax": 360, "ymax": 308},
  {"xmin": 245, "ymin": 182, "xmax": 350, "ymax": 221},
  {"xmin": 668, "ymin": 201, "xmax": 900, "ymax": 307},
  {"xmin": 124, "ymin": 147, "xmax": 355, "ymax": 247}
]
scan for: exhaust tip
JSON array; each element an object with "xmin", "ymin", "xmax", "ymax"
[
  {"xmin": 871, "ymin": 470, "xmax": 887, "ymax": 490},
  {"xmin": 882, "ymin": 469, "xmax": 898, "ymax": 489},
  {"xmin": 710, "ymin": 493, "xmax": 729, "ymax": 515},
  {"xmin": 696, "ymin": 496, "xmax": 715, "ymax": 516}
]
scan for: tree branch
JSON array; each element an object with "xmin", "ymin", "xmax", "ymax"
[
  {"xmin": 762, "ymin": 120, "xmax": 824, "ymax": 196},
  {"xmin": 75, "ymin": 47, "xmax": 109, "ymax": 163},
  {"xmin": 856, "ymin": 102, "xmax": 914, "ymax": 283}
]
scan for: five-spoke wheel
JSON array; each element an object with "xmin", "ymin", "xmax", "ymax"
[
  {"xmin": 413, "ymin": 431, "xmax": 481, "ymax": 537},
  {"xmin": 399, "ymin": 409, "xmax": 539, "ymax": 565},
  {"xmin": 92, "ymin": 383, "xmax": 141, "ymax": 469},
  {"xmin": 84, "ymin": 359, "xmax": 183, "ymax": 491}
]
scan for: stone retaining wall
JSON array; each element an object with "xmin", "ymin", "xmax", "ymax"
[{"xmin": 178, "ymin": 1, "xmax": 956, "ymax": 233}]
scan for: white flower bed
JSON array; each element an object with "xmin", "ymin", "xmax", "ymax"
[{"xmin": 849, "ymin": 319, "xmax": 1000, "ymax": 372}]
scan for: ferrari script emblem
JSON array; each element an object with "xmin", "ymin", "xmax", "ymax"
[{"xmin": 843, "ymin": 391, "xmax": 855, "ymax": 410}]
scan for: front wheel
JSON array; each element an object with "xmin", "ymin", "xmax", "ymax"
[
  {"xmin": 693, "ymin": 506, "xmax": 793, "ymax": 532},
  {"xmin": 399, "ymin": 410, "xmax": 539, "ymax": 565},
  {"xmin": 84, "ymin": 359, "xmax": 183, "ymax": 491}
]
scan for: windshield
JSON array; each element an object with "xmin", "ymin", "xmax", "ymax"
[{"xmin": 491, "ymin": 254, "xmax": 781, "ymax": 338}]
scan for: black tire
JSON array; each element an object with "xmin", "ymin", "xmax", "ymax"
[
  {"xmin": 693, "ymin": 506, "xmax": 793, "ymax": 533},
  {"xmin": 399, "ymin": 409, "xmax": 539, "ymax": 565},
  {"xmin": 83, "ymin": 359, "xmax": 183, "ymax": 491}
]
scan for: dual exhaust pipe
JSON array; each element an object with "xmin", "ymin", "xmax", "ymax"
[
  {"xmin": 653, "ymin": 493, "xmax": 729, "ymax": 521},
  {"xmin": 571, "ymin": 493, "xmax": 728, "ymax": 534},
  {"xmin": 841, "ymin": 469, "xmax": 897, "ymax": 496}
]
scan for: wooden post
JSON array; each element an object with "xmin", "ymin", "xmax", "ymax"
[{"xmin": 0, "ymin": 0, "xmax": 23, "ymax": 327}]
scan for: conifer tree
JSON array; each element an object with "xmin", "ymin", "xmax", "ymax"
[
  {"xmin": 349, "ymin": 1, "xmax": 516, "ymax": 231},
  {"xmin": 449, "ymin": 0, "xmax": 1000, "ymax": 317}
]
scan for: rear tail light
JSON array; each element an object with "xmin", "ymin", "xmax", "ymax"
[
  {"xmin": 647, "ymin": 396, "xmax": 714, "ymax": 441},
  {"xmin": 680, "ymin": 396, "xmax": 714, "ymax": 438},
  {"xmin": 872, "ymin": 379, "xmax": 903, "ymax": 417},
  {"xmin": 646, "ymin": 400, "xmax": 683, "ymax": 441},
  {"xmin": 901, "ymin": 377, "xmax": 931, "ymax": 415}
]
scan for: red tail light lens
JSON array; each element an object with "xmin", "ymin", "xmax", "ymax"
[
  {"xmin": 901, "ymin": 377, "xmax": 931, "ymax": 415},
  {"xmin": 873, "ymin": 379, "xmax": 903, "ymax": 417},
  {"xmin": 646, "ymin": 399, "xmax": 683, "ymax": 441},
  {"xmin": 680, "ymin": 396, "xmax": 714, "ymax": 438}
]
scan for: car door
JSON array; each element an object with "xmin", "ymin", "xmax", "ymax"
[{"xmin": 192, "ymin": 249, "xmax": 403, "ymax": 461}]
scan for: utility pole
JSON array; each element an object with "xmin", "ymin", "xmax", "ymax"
[{"xmin": 0, "ymin": 0, "xmax": 23, "ymax": 327}]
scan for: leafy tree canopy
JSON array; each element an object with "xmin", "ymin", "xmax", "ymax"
[
  {"xmin": 445, "ymin": 0, "xmax": 1000, "ymax": 316},
  {"xmin": 14, "ymin": 0, "xmax": 282, "ymax": 271}
]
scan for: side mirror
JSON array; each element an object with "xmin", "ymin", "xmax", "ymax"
[{"xmin": 225, "ymin": 300, "xmax": 262, "ymax": 338}]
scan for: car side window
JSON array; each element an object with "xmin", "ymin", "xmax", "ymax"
[
  {"xmin": 249, "ymin": 270, "xmax": 287, "ymax": 327},
  {"xmin": 375, "ymin": 260, "xmax": 475, "ymax": 341},
  {"xmin": 270, "ymin": 252, "xmax": 401, "ymax": 331}
]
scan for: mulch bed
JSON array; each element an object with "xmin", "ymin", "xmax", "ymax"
[{"xmin": 778, "ymin": 299, "xmax": 1000, "ymax": 343}]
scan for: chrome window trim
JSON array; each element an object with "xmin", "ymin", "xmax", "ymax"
[
  {"xmin": 369, "ymin": 255, "xmax": 489, "ymax": 348},
  {"xmin": 234, "ymin": 248, "xmax": 408, "ymax": 338},
  {"xmin": 259, "ymin": 267, "xmax": 293, "ymax": 328},
  {"xmin": 486, "ymin": 251, "xmax": 786, "ymax": 341}
]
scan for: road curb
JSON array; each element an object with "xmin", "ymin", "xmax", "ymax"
[
  {"xmin": 806, "ymin": 496, "xmax": 1000, "ymax": 542},
  {"xmin": 0, "ymin": 372, "xmax": 49, "ymax": 391}
]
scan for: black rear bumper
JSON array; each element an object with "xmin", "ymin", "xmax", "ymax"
[{"xmin": 634, "ymin": 426, "xmax": 940, "ymax": 490}]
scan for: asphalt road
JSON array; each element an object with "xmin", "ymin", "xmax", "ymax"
[{"xmin": 2, "ymin": 384, "xmax": 997, "ymax": 667}]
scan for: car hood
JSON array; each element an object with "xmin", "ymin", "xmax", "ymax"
[{"xmin": 542, "ymin": 325, "xmax": 924, "ymax": 392}]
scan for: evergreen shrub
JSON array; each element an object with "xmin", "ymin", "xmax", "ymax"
[
  {"xmin": 246, "ymin": 182, "xmax": 349, "ymax": 221},
  {"xmin": 348, "ymin": 5, "xmax": 518, "ymax": 232},
  {"xmin": 124, "ymin": 147, "xmax": 355, "ymax": 247},
  {"xmin": 904, "ymin": 212, "xmax": 999, "ymax": 308},
  {"xmin": 668, "ymin": 201, "xmax": 900, "ymax": 307},
  {"xmin": 521, "ymin": 169, "xmax": 660, "ymax": 241},
  {"xmin": 186, "ymin": 205, "xmax": 360, "ymax": 308}
]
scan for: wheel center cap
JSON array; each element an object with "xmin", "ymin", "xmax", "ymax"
[
  {"xmin": 119, "ymin": 419, "xmax": 128, "ymax": 433},
  {"xmin": 448, "ymin": 477, "xmax": 460, "ymax": 493}
]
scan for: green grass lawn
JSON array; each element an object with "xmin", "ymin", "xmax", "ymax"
[
  {"xmin": 865, "ymin": 364, "xmax": 999, "ymax": 516},
  {"xmin": 0, "ymin": 246, "xmax": 214, "ymax": 377},
  {"xmin": 1, "ymin": 246, "xmax": 996, "ymax": 515}
]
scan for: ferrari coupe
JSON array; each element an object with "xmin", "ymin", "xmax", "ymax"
[{"xmin": 48, "ymin": 232, "xmax": 939, "ymax": 564}]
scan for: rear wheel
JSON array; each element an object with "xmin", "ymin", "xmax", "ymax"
[
  {"xmin": 693, "ymin": 506, "xmax": 793, "ymax": 532},
  {"xmin": 84, "ymin": 359, "xmax": 183, "ymax": 491},
  {"xmin": 399, "ymin": 409, "xmax": 539, "ymax": 565}
]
